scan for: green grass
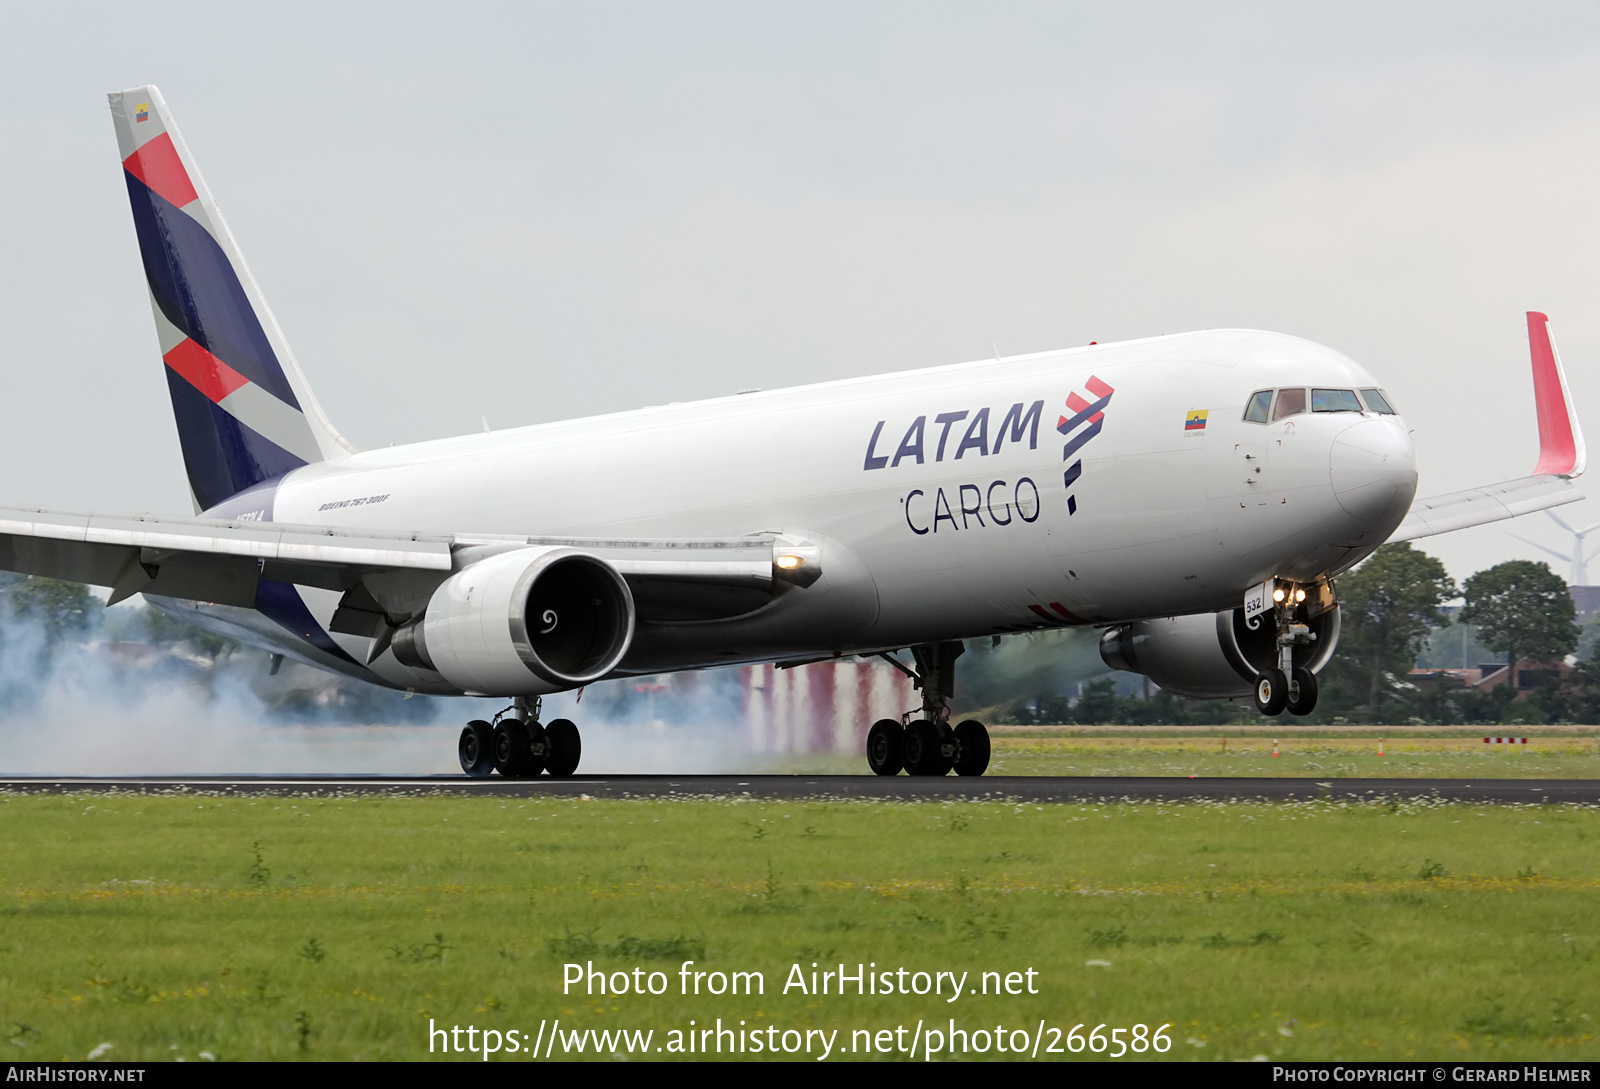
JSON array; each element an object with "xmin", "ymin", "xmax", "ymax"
[
  {"xmin": 2, "ymin": 791, "xmax": 1599, "ymax": 1061},
  {"xmin": 770, "ymin": 734, "xmax": 1600, "ymax": 777},
  {"xmin": 985, "ymin": 735, "xmax": 1600, "ymax": 778}
]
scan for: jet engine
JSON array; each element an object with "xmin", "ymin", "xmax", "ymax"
[
  {"xmin": 1098, "ymin": 605, "xmax": 1340, "ymax": 699},
  {"xmin": 392, "ymin": 547, "xmax": 635, "ymax": 695}
]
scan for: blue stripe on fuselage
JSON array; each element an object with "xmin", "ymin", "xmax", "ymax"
[{"xmin": 253, "ymin": 579, "xmax": 360, "ymax": 667}]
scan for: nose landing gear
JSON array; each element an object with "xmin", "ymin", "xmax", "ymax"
[
  {"xmin": 1287, "ymin": 666, "xmax": 1318, "ymax": 716},
  {"xmin": 866, "ymin": 642, "xmax": 992, "ymax": 777},
  {"xmin": 1254, "ymin": 582, "xmax": 1324, "ymax": 717},
  {"xmin": 458, "ymin": 697, "xmax": 584, "ymax": 778}
]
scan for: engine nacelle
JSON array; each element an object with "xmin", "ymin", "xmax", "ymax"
[
  {"xmin": 393, "ymin": 547, "xmax": 635, "ymax": 695},
  {"xmin": 1099, "ymin": 605, "xmax": 1340, "ymax": 699}
]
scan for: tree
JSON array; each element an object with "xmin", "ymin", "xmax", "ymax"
[
  {"xmin": 1072, "ymin": 678, "xmax": 1120, "ymax": 724},
  {"xmin": 1459, "ymin": 560, "xmax": 1578, "ymax": 672},
  {"xmin": 0, "ymin": 576, "xmax": 102, "ymax": 647},
  {"xmin": 1334, "ymin": 543, "xmax": 1456, "ymax": 720}
]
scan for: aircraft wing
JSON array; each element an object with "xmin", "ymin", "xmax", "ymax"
[
  {"xmin": 1387, "ymin": 311, "xmax": 1586, "ymax": 544},
  {"xmin": 1388, "ymin": 473, "xmax": 1581, "ymax": 542},
  {"xmin": 0, "ymin": 506, "xmax": 796, "ymax": 619}
]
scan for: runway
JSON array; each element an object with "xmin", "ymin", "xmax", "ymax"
[{"xmin": 1, "ymin": 775, "xmax": 1598, "ymax": 804}]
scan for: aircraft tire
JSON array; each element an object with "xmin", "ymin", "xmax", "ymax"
[
  {"xmin": 459, "ymin": 720, "xmax": 495, "ymax": 778},
  {"xmin": 1254, "ymin": 668, "xmax": 1289, "ymax": 717},
  {"xmin": 1287, "ymin": 667, "xmax": 1318, "ymax": 716},
  {"xmin": 544, "ymin": 718, "xmax": 582, "ymax": 777},
  {"xmin": 493, "ymin": 718, "xmax": 537, "ymax": 778},
  {"xmin": 866, "ymin": 719, "xmax": 904, "ymax": 776},
  {"xmin": 903, "ymin": 719, "xmax": 951, "ymax": 776},
  {"xmin": 952, "ymin": 719, "xmax": 991, "ymax": 777}
]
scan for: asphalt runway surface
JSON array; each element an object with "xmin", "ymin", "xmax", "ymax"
[{"xmin": 1, "ymin": 775, "xmax": 1598, "ymax": 804}]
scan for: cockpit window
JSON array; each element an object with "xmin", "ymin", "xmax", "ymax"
[
  {"xmin": 1359, "ymin": 388, "xmax": 1397, "ymax": 414},
  {"xmin": 1244, "ymin": 389, "xmax": 1272, "ymax": 423},
  {"xmin": 1272, "ymin": 387, "xmax": 1306, "ymax": 420},
  {"xmin": 1311, "ymin": 388, "xmax": 1363, "ymax": 413}
]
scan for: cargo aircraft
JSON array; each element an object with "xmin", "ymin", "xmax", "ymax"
[{"xmin": 0, "ymin": 86, "xmax": 1585, "ymax": 777}]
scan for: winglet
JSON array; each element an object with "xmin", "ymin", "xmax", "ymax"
[{"xmin": 1528, "ymin": 311, "xmax": 1586, "ymax": 478}]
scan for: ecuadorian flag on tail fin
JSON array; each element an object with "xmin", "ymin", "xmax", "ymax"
[{"xmin": 108, "ymin": 85, "xmax": 354, "ymax": 514}]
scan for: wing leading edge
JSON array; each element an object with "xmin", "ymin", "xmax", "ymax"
[{"xmin": 0, "ymin": 505, "xmax": 797, "ymax": 631}]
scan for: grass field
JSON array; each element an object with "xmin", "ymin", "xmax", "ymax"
[
  {"xmin": 984, "ymin": 730, "xmax": 1600, "ymax": 779},
  {"xmin": 2, "ymin": 789, "xmax": 1598, "ymax": 1061},
  {"xmin": 767, "ymin": 729, "xmax": 1600, "ymax": 778}
]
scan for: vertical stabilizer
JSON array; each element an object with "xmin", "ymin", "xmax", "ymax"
[{"xmin": 108, "ymin": 85, "xmax": 356, "ymax": 513}]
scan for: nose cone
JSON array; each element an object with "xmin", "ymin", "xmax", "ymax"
[{"xmin": 1330, "ymin": 418, "xmax": 1417, "ymax": 530}]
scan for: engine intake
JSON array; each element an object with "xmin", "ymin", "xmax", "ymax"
[
  {"xmin": 393, "ymin": 547, "xmax": 635, "ymax": 695},
  {"xmin": 1099, "ymin": 605, "xmax": 1340, "ymax": 700}
]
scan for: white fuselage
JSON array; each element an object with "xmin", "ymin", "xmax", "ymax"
[{"xmin": 163, "ymin": 328, "xmax": 1417, "ymax": 692}]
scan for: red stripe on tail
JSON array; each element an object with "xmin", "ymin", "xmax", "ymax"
[
  {"xmin": 164, "ymin": 337, "xmax": 250, "ymax": 403},
  {"xmin": 123, "ymin": 132, "xmax": 199, "ymax": 209}
]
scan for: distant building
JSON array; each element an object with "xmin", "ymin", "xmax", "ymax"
[
  {"xmin": 1474, "ymin": 658, "xmax": 1573, "ymax": 692},
  {"xmin": 1408, "ymin": 666, "xmax": 1485, "ymax": 687},
  {"xmin": 1410, "ymin": 657, "xmax": 1574, "ymax": 694}
]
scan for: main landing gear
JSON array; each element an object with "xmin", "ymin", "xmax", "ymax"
[
  {"xmin": 1252, "ymin": 584, "xmax": 1320, "ymax": 718},
  {"xmin": 460, "ymin": 696, "xmax": 583, "ymax": 778},
  {"xmin": 866, "ymin": 641, "xmax": 991, "ymax": 777}
]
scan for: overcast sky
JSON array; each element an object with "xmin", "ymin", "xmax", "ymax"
[{"xmin": 2, "ymin": 2, "xmax": 1599, "ymax": 587}]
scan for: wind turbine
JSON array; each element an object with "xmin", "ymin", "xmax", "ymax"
[{"xmin": 1506, "ymin": 510, "xmax": 1600, "ymax": 585}]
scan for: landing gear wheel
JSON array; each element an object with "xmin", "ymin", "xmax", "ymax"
[
  {"xmin": 866, "ymin": 719, "xmax": 904, "ymax": 776},
  {"xmin": 952, "ymin": 719, "xmax": 991, "ymax": 777},
  {"xmin": 1254, "ymin": 668, "xmax": 1289, "ymax": 717},
  {"xmin": 1287, "ymin": 667, "xmax": 1318, "ymax": 716},
  {"xmin": 903, "ymin": 719, "xmax": 953, "ymax": 776},
  {"xmin": 493, "ymin": 718, "xmax": 537, "ymax": 778},
  {"xmin": 459, "ymin": 720, "xmax": 494, "ymax": 778},
  {"xmin": 544, "ymin": 718, "xmax": 581, "ymax": 777}
]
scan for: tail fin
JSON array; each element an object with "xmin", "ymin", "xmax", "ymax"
[{"xmin": 108, "ymin": 85, "xmax": 355, "ymax": 513}]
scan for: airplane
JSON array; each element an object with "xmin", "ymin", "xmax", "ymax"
[{"xmin": 0, "ymin": 85, "xmax": 1585, "ymax": 778}]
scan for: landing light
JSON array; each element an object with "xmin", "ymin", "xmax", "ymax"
[
  {"xmin": 1295, "ymin": 588, "xmax": 1306, "ymax": 603},
  {"xmin": 775, "ymin": 554, "xmax": 806, "ymax": 571},
  {"xmin": 1272, "ymin": 588, "xmax": 1286, "ymax": 602}
]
